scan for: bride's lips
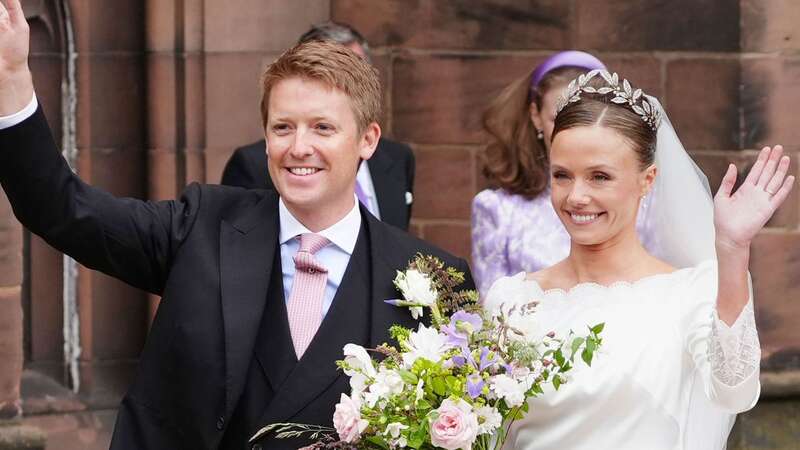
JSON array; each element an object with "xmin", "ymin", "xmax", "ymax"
[{"xmin": 565, "ymin": 211, "xmax": 605, "ymax": 225}]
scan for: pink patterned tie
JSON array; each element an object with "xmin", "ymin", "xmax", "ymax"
[{"xmin": 286, "ymin": 233, "xmax": 331, "ymax": 358}]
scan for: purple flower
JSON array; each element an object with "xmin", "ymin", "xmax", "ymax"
[
  {"xmin": 442, "ymin": 311, "xmax": 483, "ymax": 348},
  {"xmin": 466, "ymin": 373, "xmax": 484, "ymax": 399},
  {"xmin": 479, "ymin": 347, "xmax": 500, "ymax": 371}
]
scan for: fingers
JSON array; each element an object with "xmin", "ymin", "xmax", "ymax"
[
  {"xmin": 744, "ymin": 146, "xmax": 770, "ymax": 186},
  {"xmin": 765, "ymin": 155, "xmax": 791, "ymax": 194},
  {"xmin": 770, "ymin": 175, "xmax": 796, "ymax": 209},
  {"xmin": 717, "ymin": 163, "xmax": 738, "ymax": 198},
  {"xmin": 3, "ymin": 0, "xmax": 23, "ymax": 23},
  {"xmin": 757, "ymin": 145, "xmax": 784, "ymax": 188}
]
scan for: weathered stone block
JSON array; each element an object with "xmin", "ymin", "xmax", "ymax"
[
  {"xmin": 600, "ymin": 54, "xmax": 663, "ymax": 99},
  {"xmin": 727, "ymin": 398, "xmax": 800, "ymax": 449},
  {"xmin": 332, "ymin": 0, "xmax": 572, "ymax": 50},
  {"xmin": 411, "ymin": 146, "xmax": 475, "ymax": 221},
  {"xmin": 742, "ymin": 57, "xmax": 800, "ymax": 149},
  {"xmin": 422, "ymin": 223, "xmax": 471, "ymax": 261},
  {"xmin": 0, "ymin": 424, "xmax": 45, "ymax": 450},
  {"xmin": 665, "ymin": 58, "xmax": 740, "ymax": 150},
  {"xmin": 576, "ymin": 0, "xmax": 739, "ymax": 51},
  {"xmin": 749, "ymin": 232, "xmax": 800, "ymax": 370},
  {"xmin": 393, "ymin": 53, "xmax": 540, "ymax": 145},
  {"xmin": 84, "ymin": 56, "xmax": 146, "ymax": 149},
  {"xmin": 0, "ymin": 287, "xmax": 23, "ymax": 419},
  {"xmin": 204, "ymin": 0, "xmax": 330, "ymax": 52},
  {"xmin": 204, "ymin": 52, "xmax": 274, "ymax": 148},
  {"xmin": 741, "ymin": 0, "xmax": 800, "ymax": 52}
]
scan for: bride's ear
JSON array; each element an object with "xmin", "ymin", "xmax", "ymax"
[{"xmin": 640, "ymin": 164, "xmax": 657, "ymax": 196}]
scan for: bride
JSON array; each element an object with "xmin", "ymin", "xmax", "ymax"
[{"xmin": 484, "ymin": 70, "xmax": 794, "ymax": 450}]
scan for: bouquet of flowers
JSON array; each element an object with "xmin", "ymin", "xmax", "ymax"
[{"xmin": 253, "ymin": 255, "xmax": 603, "ymax": 450}]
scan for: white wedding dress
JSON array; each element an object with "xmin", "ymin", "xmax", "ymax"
[{"xmin": 484, "ymin": 260, "xmax": 760, "ymax": 450}]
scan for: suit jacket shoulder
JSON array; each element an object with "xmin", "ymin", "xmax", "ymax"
[{"xmin": 221, "ymin": 139, "xmax": 271, "ymax": 190}]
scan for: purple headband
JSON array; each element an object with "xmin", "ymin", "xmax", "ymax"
[{"xmin": 530, "ymin": 51, "xmax": 606, "ymax": 92}]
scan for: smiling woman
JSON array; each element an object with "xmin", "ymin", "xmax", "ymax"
[{"xmin": 485, "ymin": 69, "xmax": 794, "ymax": 450}]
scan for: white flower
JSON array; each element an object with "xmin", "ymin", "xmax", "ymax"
[
  {"xmin": 490, "ymin": 374, "xmax": 527, "ymax": 408},
  {"xmin": 333, "ymin": 393, "xmax": 369, "ymax": 443},
  {"xmin": 343, "ymin": 343, "xmax": 377, "ymax": 378},
  {"xmin": 349, "ymin": 372, "xmax": 369, "ymax": 400},
  {"xmin": 505, "ymin": 310, "xmax": 543, "ymax": 343},
  {"xmin": 410, "ymin": 306, "xmax": 424, "ymax": 320},
  {"xmin": 396, "ymin": 269, "xmax": 438, "ymax": 307},
  {"xmin": 474, "ymin": 405, "xmax": 502, "ymax": 434},
  {"xmin": 385, "ymin": 422, "xmax": 409, "ymax": 439},
  {"xmin": 402, "ymin": 324, "xmax": 452, "ymax": 368},
  {"xmin": 365, "ymin": 367, "xmax": 406, "ymax": 407},
  {"xmin": 483, "ymin": 272, "xmax": 531, "ymax": 315},
  {"xmin": 414, "ymin": 379, "xmax": 425, "ymax": 402}
]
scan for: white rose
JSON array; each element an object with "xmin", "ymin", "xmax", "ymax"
[
  {"xmin": 365, "ymin": 368, "xmax": 406, "ymax": 407},
  {"xmin": 483, "ymin": 272, "xmax": 531, "ymax": 315},
  {"xmin": 396, "ymin": 269, "xmax": 438, "ymax": 307},
  {"xmin": 505, "ymin": 310, "xmax": 543, "ymax": 343},
  {"xmin": 490, "ymin": 374, "xmax": 527, "ymax": 408},
  {"xmin": 343, "ymin": 343, "xmax": 377, "ymax": 378},
  {"xmin": 385, "ymin": 422, "xmax": 409, "ymax": 439},
  {"xmin": 402, "ymin": 324, "xmax": 452, "ymax": 368},
  {"xmin": 474, "ymin": 405, "xmax": 502, "ymax": 434}
]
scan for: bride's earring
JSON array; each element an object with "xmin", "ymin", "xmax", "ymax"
[{"xmin": 536, "ymin": 130, "xmax": 544, "ymax": 140}]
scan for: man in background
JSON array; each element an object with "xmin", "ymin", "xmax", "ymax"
[{"xmin": 221, "ymin": 21, "xmax": 416, "ymax": 231}]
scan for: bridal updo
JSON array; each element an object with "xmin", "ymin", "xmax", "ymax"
[{"xmin": 551, "ymin": 74, "xmax": 657, "ymax": 170}]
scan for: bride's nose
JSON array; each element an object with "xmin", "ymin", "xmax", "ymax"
[{"xmin": 567, "ymin": 181, "xmax": 591, "ymax": 208}]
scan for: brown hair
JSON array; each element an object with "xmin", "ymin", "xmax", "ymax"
[
  {"xmin": 552, "ymin": 77, "xmax": 657, "ymax": 169},
  {"xmin": 260, "ymin": 40, "xmax": 382, "ymax": 132},
  {"xmin": 481, "ymin": 67, "xmax": 590, "ymax": 199}
]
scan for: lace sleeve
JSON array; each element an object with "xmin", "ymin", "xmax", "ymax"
[
  {"xmin": 682, "ymin": 261, "xmax": 761, "ymax": 413},
  {"xmin": 710, "ymin": 299, "xmax": 761, "ymax": 387},
  {"xmin": 471, "ymin": 191, "xmax": 510, "ymax": 297}
]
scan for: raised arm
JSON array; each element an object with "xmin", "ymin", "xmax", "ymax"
[
  {"xmin": 0, "ymin": 0, "xmax": 34, "ymax": 115},
  {"xmin": 713, "ymin": 145, "xmax": 794, "ymax": 325}
]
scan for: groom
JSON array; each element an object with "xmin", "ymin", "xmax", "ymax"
[{"xmin": 0, "ymin": 2, "xmax": 472, "ymax": 449}]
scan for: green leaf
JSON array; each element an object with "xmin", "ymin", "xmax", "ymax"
[
  {"xmin": 397, "ymin": 369, "xmax": 418, "ymax": 385},
  {"xmin": 553, "ymin": 376, "xmax": 562, "ymax": 390},
  {"xmin": 366, "ymin": 435, "xmax": 390, "ymax": 449},
  {"xmin": 554, "ymin": 349, "xmax": 565, "ymax": 366},
  {"xmin": 590, "ymin": 323, "xmax": 605, "ymax": 335},
  {"xmin": 571, "ymin": 337, "xmax": 585, "ymax": 355},
  {"xmin": 431, "ymin": 377, "xmax": 447, "ymax": 396}
]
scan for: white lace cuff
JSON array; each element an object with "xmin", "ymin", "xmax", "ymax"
[{"xmin": 710, "ymin": 299, "xmax": 761, "ymax": 387}]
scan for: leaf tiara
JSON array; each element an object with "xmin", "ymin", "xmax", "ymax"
[{"xmin": 555, "ymin": 69, "xmax": 662, "ymax": 131}]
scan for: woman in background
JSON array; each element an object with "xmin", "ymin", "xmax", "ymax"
[{"xmin": 472, "ymin": 51, "xmax": 658, "ymax": 295}]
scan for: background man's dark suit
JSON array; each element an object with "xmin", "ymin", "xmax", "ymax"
[
  {"xmin": 221, "ymin": 138, "xmax": 415, "ymax": 230},
  {"xmin": 0, "ymin": 109, "xmax": 472, "ymax": 449}
]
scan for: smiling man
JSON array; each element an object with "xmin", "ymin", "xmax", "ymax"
[{"xmin": 0, "ymin": 3, "xmax": 473, "ymax": 448}]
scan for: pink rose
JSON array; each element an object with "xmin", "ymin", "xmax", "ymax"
[
  {"xmin": 333, "ymin": 393, "xmax": 368, "ymax": 443},
  {"xmin": 430, "ymin": 398, "xmax": 480, "ymax": 450}
]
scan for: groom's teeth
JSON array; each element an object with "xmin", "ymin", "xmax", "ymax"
[
  {"xmin": 571, "ymin": 213, "xmax": 598, "ymax": 223},
  {"xmin": 290, "ymin": 167, "xmax": 319, "ymax": 176}
]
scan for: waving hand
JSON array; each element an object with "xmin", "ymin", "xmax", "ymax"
[{"xmin": 0, "ymin": 0, "xmax": 33, "ymax": 115}]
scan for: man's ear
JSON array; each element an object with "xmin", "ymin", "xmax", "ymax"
[{"xmin": 359, "ymin": 122, "xmax": 381, "ymax": 160}]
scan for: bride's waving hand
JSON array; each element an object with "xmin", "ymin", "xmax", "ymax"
[{"xmin": 714, "ymin": 145, "xmax": 794, "ymax": 324}]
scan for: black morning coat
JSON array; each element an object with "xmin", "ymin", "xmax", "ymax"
[{"xmin": 0, "ymin": 107, "xmax": 473, "ymax": 449}]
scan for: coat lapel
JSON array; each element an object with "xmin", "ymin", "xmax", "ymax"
[
  {"xmin": 219, "ymin": 191, "xmax": 280, "ymax": 419},
  {"xmin": 257, "ymin": 222, "xmax": 372, "ymax": 425},
  {"xmin": 367, "ymin": 140, "xmax": 407, "ymax": 230},
  {"xmin": 365, "ymin": 212, "xmax": 421, "ymax": 347}
]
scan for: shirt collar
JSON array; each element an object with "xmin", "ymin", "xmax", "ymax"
[{"xmin": 278, "ymin": 196, "xmax": 362, "ymax": 255}]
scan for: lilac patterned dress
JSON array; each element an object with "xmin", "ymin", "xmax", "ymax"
[{"xmin": 471, "ymin": 188, "xmax": 657, "ymax": 296}]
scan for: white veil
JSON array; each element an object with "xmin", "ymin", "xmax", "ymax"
[{"xmin": 639, "ymin": 98, "xmax": 735, "ymax": 450}]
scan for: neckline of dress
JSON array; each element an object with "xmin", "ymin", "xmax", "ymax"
[{"xmin": 525, "ymin": 264, "xmax": 701, "ymax": 297}]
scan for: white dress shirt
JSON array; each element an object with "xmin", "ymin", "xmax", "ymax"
[
  {"xmin": 279, "ymin": 197, "xmax": 361, "ymax": 319},
  {"xmin": 356, "ymin": 161, "xmax": 380, "ymax": 219},
  {"xmin": 0, "ymin": 94, "xmax": 37, "ymax": 129}
]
